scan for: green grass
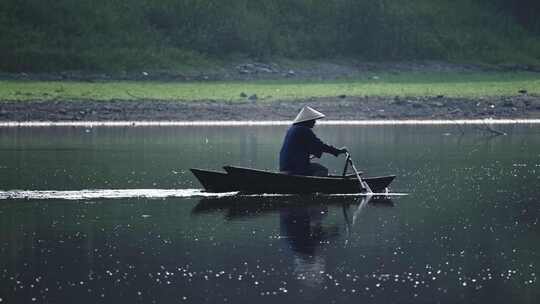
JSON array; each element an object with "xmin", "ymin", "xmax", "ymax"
[{"xmin": 1, "ymin": 72, "xmax": 539, "ymax": 102}]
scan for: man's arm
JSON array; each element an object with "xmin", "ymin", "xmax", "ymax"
[{"xmin": 305, "ymin": 128, "xmax": 347, "ymax": 157}]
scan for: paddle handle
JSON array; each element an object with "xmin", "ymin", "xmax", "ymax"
[
  {"xmin": 344, "ymin": 152, "xmax": 373, "ymax": 194},
  {"xmin": 342, "ymin": 154, "xmax": 351, "ymax": 177}
]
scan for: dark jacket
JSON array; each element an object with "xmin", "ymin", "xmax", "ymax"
[{"xmin": 279, "ymin": 125, "xmax": 340, "ymax": 175}]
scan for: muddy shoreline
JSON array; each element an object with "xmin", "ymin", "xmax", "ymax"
[
  {"xmin": 1, "ymin": 61, "xmax": 539, "ymax": 122},
  {"xmin": 1, "ymin": 95, "xmax": 540, "ymax": 122}
]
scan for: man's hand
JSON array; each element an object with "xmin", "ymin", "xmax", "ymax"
[
  {"xmin": 331, "ymin": 146, "xmax": 348, "ymax": 157},
  {"xmin": 338, "ymin": 147, "xmax": 348, "ymax": 155}
]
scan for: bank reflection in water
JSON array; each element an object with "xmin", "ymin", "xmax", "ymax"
[{"xmin": 192, "ymin": 195, "xmax": 394, "ymax": 288}]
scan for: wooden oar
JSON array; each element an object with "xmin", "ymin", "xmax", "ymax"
[{"xmin": 344, "ymin": 153, "xmax": 373, "ymax": 194}]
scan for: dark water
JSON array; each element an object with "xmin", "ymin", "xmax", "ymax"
[{"xmin": 0, "ymin": 125, "xmax": 539, "ymax": 303}]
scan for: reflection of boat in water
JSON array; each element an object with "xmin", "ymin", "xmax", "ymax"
[
  {"xmin": 190, "ymin": 166, "xmax": 395, "ymax": 194},
  {"xmin": 191, "ymin": 195, "xmax": 394, "ymax": 220},
  {"xmin": 192, "ymin": 194, "xmax": 395, "ymax": 289}
]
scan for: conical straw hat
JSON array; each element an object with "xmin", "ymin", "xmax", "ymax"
[{"xmin": 292, "ymin": 106, "xmax": 326, "ymax": 124}]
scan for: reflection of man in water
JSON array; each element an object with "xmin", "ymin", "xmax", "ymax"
[{"xmin": 280, "ymin": 206, "xmax": 339, "ymax": 288}]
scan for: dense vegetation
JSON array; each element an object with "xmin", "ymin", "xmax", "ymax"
[{"xmin": 1, "ymin": 0, "xmax": 539, "ymax": 72}]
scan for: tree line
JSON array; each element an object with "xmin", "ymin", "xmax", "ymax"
[{"xmin": 0, "ymin": 0, "xmax": 538, "ymax": 71}]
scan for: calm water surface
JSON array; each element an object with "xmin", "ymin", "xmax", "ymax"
[{"xmin": 0, "ymin": 125, "xmax": 539, "ymax": 303}]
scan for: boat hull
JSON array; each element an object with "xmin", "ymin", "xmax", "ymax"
[
  {"xmin": 189, "ymin": 168, "xmax": 236, "ymax": 192},
  {"xmin": 224, "ymin": 166, "xmax": 394, "ymax": 194},
  {"xmin": 190, "ymin": 166, "xmax": 395, "ymax": 194}
]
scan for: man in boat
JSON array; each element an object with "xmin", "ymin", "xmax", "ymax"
[{"xmin": 279, "ymin": 106, "xmax": 347, "ymax": 176}]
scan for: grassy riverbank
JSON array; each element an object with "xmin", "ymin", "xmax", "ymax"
[{"xmin": 1, "ymin": 71, "xmax": 539, "ymax": 102}]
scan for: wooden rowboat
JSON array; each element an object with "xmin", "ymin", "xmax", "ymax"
[{"xmin": 190, "ymin": 166, "xmax": 395, "ymax": 194}]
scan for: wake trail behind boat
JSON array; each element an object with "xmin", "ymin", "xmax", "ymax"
[
  {"xmin": 0, "ymin": 189, "xmax": 407, "ymax": 200},
  {"xmin": 0, "ymin": 189, "xmax": 238, "ymax": 200}
]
